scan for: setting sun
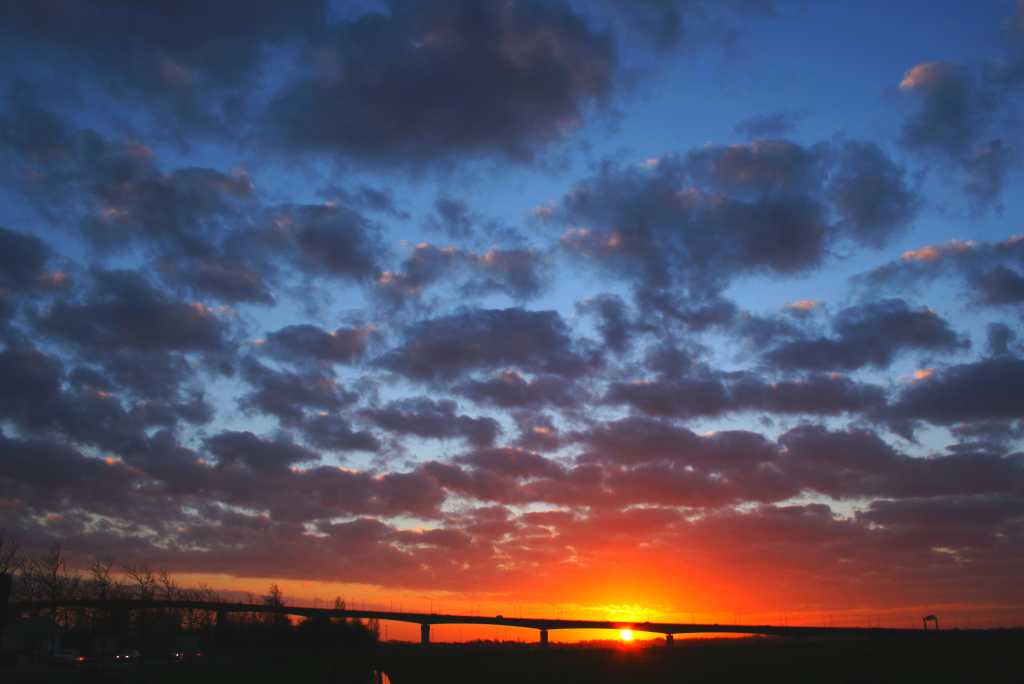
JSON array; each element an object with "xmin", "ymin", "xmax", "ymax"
[{"xmin": 619, "ymin": 629, "xmax": 634, "ymax": 642}]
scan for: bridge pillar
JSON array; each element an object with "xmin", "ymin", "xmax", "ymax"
[
  {"xmin": 539, "ymin": 628, "xmax": 549, "ymax": 646},
  {"xmin": 420, "ymin": 623, "xmax": 430, "ymax": 644},
  {"xmin": 665, "ymin": 633, "xmax": 674, "ymax": 645}
]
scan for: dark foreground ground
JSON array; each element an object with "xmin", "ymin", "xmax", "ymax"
[
  {"xmin": 383, "ymin": 633, "xmax": 1023, "ymax": 684},
  {"xmin": 4, "ymin": 632, "xmax": 1023, "ymax": 683}
]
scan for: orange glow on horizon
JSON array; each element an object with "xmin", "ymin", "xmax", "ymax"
[{"xmin": 618, "ymin": 628, "xmax": 634, "ymax": 642}]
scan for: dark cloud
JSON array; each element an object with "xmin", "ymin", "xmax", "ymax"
[
  {"xmin": 300, "ymin": 414, "xmax": 380, "ymax": 454},
  {"xmin": 897, "ymin": 60, "xmax": 1019, "ymax": 209},
  {"xmin": 729, "ymin": 373, "xmax": 887, "ymax": 416},
  {"xmin": 683, "ymin": 139, "xmax": 827, "ymax": 195},
  {"xmin": 606, "ymin": 0, "xmax": 779, "ymax": 53},
  {"xmin": 779, "ymin": 424, "xmax": 1024, "ymax": 500},
  {"xmin": 973, "ymin": 264, "xmax": 1024, "ymax": 305},
  {"xmin": 274, "ymin": 204, "xmax": 385, "ymax": 282},
  {"xmin": 575, "ymin": 294, "xmax": 637, "ymax": 354},
  {"xmin": 455, "ymin": 371, "xmax": 589, "ymax": 409},
  {"xmin": 427, "ymin": 197, "xmax": 477, "ymax": 240},
  {"xmin": 378, "ymin": 307, "xmax": 598, "ymax": 381},
  {"xmin": 206, "ymin": 430, "xmax": 320, "ymax": 474},
  {"xmin": 263, "ymin": 324, "xmax": 371, "ymax": 364},
  {"xmin": 361, "ymin": 397, "xmax": 500, "ymax": 447},
  {"xmin": 266, "ymin": 0, "xmax": 616, "ymax": 166},
  {"xmin": 899, "ymin": 62, "xmax": 981, "ymax": 158},
  {"xmin": 963, "ymin": 139, "xmax": 1015, "ymax": 210},
  {"xmin": 0, "ymin": 432, "xmax": 142, "ymax": 515},
  {"xmin": 318, "ymin": 183, "xmax": 409, "ymax": 220},
  {"xmin": 828, "ymin": 141, "xmax": 918, "ymax": 247},
  {"xmin": 510, "ymin": 413, "xmax": 562, "ymax": 452},
  {"xmin": 604, "ymin": 376, "xmax": 730, "ymax": 418},
  {"xmin": 887, "ymin": 356, "xmax": 1024, "ymax": 425},
  {"xmin": 376, "ymin": 244, "xmax": 548, "ymax": 305},
  {"xmin": 159, "ymin": 256, "xmax": 275, "ymax": 305},
  {"xmin": 375, "ymin": 243, "xmax": 466, "ymax": 305},
  {"xmin": 0, "ymin": 226, "xmax": 51, "ymax": 292},
  {"xmin": 465, "ymin": 248, "xmax": 549, "ymax": 301},
  {"xmin": 37, "ymin": 269, "xmax": 228, "ymax": 353},
  {"xmin": 763, "ymin": 299, "xmax": 966, "ymax": 371},
  {"xmin": 0, "ymin": 0, "xmax": 327, "ymax": 136},
  {"xmin": 734, "ymin": 111, "xmax": 802, "ymax": 138},
  {"xmin": 858, "ymin": 495, "xmax": 1024, "ymax": 534},
  {"xmin": 987, "ymin": 322, "xmax": 1017, "ymax": 356},
  {"xmin": 604, "ymin": 371, "xmax": 885, "ymax": 419},
  {"xmin": 0, "ymin": 102, "xmax": 254, "ymax": 254},
  {"xmin": 240, "ymin": 358, "xmax": 356, "ymax": 425},
  {"xmin": 80, "ymin": 165, "xmax": 254, "ymax": 255},
  {"xmin": 455, "ymin": 447, "xmax": 563, "ymax": 479},
  {"xmin": 0, "ymin": 344, "xmax": 203, "ymax": 453},
  {"xmin": 553, "ymin": 139, "xmax": 915, "ymax": 315},
  {"xmin": 859, "ymin": 236, "xmax": 1024, "ymax": 308},
  {"xmin": 570, "ymin": 418, "xmax": 795, "ymax": 506}
]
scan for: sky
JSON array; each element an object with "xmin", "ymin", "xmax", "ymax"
[{"xmin": 1, "ymin": 0, "xmax": 1024, "ymax": 642}]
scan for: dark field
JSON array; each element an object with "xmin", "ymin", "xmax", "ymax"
[
  {"xmin": 4, "ymin": 632, "xmax": 1023, "ymax": 684},
  {"xmin": 382, "ymin": 634, "xmax": 1023, "ymax": 683}
]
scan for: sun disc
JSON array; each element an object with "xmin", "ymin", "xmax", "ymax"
[{"xmin": 619, "ymin": 628, "xmax": 634, "ymax": 642}]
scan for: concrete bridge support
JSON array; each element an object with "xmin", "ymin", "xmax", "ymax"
[
  {"xmin": 665, "ymin": 633, "xmax": 674, "ymax": 645},
  {"xmin": 420, "ymin": 623, "xmax": 431, "ymax": 644},
  {"xmin": 539, "ymin": 628, "xmax": 549, "ymax": 646}
]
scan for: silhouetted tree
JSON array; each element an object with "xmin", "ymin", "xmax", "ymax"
[
  {"xmin": 263, "ymin": 583, "xmax": 289, "ymax": 631},
  {"xmin": 122, "ymin": 564, "xmax": 157, "ymax": 602},
  {"xmin": 0, "ymin": 531, "xmax": 22, "ymax": 575}
]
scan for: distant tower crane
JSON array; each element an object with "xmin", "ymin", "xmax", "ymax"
[{"xmin": 922, "ymin": 614, "xmax": 939, "ymax": 631}]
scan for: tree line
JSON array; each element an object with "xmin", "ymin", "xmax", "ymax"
[{"xmin": 0, "ymin": 534, "xmax": 378, "ymax": 652}]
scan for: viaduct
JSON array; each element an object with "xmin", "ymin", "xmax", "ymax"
[{"xmin": 6, "ymin": 598, "xmax": 925, "ymax": 645}]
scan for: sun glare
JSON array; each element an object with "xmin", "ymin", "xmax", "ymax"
[{"xmin": 619, "ymin": 628, "xmax": 634, "ymax": 642}]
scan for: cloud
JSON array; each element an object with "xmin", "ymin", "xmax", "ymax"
[
  {"xmin": 552, "ymin": 139, "xmax": 915, "ymax": 316},
  {"xmin": 240, "ymin": 358, "xmax": 356, "ymax": 425},
  {"xmin": 682, "ymin": 139, "xmax": 828, "ymax": 195},
  {"xmin": 899, "ymin": 62, "xmax": 978, "ymax": 156},
  {"xmin": 859, "ymin": 235, "xmax": 1024, "ymax": 308},
  {"xmin": 828, "ymin": 141, "xmax": 919, "ymax": 247},
  {"xmin": 575, "ymin": 294, "xmax": 641, "ymax": 354},
  {"xmin": 206, "ymin": 430, "xmax": 321, "ymax": 474},
  {"xmin": 274, "ymin": 204, "xmax": 385, "ymax": 282},
  {"xmin": 455, "ymin": 371, "xmax": 589, "ymax": 409},
  {"xmin": 36, "ymin": 269, "xmax": 228, "ymax": 353},
  {"xmin": 263, "ymin": 324, "xmax": 372, "ymax": 364},
  {"xmin": 886, "ymin": 355, "xmax": 1024, "ymax": 425},
  {"xmin": 159, "ymin": 257, "xmax": 275, "ymax": 305},
  {"xmin": 265, "ymin": 0, "xmax": 616, "ymax": 166},
  {"xmin": 733, "ymin": 111, "xmax": 802, "ymax": 138},
  {"xmin": 606, "ymin": 0, "xmax": 780, "ymax": 53},
  {"xmin": 0, "ymin": 226, "xmax": 51, "ymax": 293},
  {"xmin": 300, "ymin": 414, "xmax": 380, "ymax": 454},
  {"xmin": 0, "ymin": 0, "xmax": 327, "ymax": 136},
  {"xmin": 378, "ymin": 307, "xmax": 599, "ymax": 381},
  {"xmin": 361, "ymin": 397, "xmax": 500, "ymax": 447},
  {"xmin": 375, "ymin": 243, "xmax": 549, "ymax": 306},
  {"xmin": 0, "ymin": 345, "xmax": 205, "ymax": 453},
  {"xmin": 763, "ymin": 299, "xmax": 967, "ymax": 371},
  {"xmin": 781, "ymin": 424, "xmax": 1024, "ymax": 500},
  {"xmin": 897, "ymin": 57, "xmax": 1020, "ymax": 210}
]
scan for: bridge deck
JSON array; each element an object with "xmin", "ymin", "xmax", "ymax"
[{"xmin": 8, "ymin": 599, "xmax": 923, "ymax": 638}]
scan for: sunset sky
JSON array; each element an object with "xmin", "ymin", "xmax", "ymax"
[{"xmin": 2, "ymin": 0, "xmax": 1024, "ymax": 642}]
